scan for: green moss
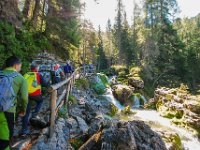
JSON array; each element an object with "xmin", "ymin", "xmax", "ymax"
[
  {"xmin": 97, "ymin": 73, "xmax": 110, "ymax": 87},
  {"xmin": 144, "ymin": 103, "xmax": 156, "ymax": 109},
  {"xmin": 68, "ymin": 94, "xmax": 77, "ymax": 105},
  {"xmin": 163, "ymin": 133, "xmax": 182, "ymax": 150},
  {"xmin": 90, "ymin": 83, "xmax": 106, "ymax": 95},
  {"xmin": 58, "ymin": 105, "xmax": 68, "ymax": 119},
  {"xmin": 117, "ymin": 77, "xmax": 128, "ymax": 85},
  {"xmin": 108, "ymin": 104, "xmax": 119, "ymax": 116},
  {"xmin": 129, "ymin": 67, "xmax": 142, "ymax": 75},
  {"xmin": 110, "ymin": 65, "xmax": 129, "ymax": 75},
  {"xmin": 75, "ymin": 78, "xmax": 89, "ymax": 89},
  {"xmin": 121, "ymin": 106, "xmax": 135, "ymax": 115},
  {"xmin": 158, "ymin": 106, "xmax": 184, "ymax": 119},
  {"xmin": 90, "ymin": 73, "xmax": 110, "ymax": 95},
  {"xmin": 69, "ymin": 138, "xmax": 84, "ymax": 150}
]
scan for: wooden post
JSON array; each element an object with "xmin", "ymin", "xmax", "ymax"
[
  {"xmin": 49, "ymin": 90, "xmax": 57, "ymax": 138},
  {"xmin": 70, "ymin": 78, "xmax": 73, "ymax": 93},
  {"xmin": 66, "ymin": 80, "xmax": 71, "ymax": 102}
]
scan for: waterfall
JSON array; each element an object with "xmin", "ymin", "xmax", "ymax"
[
  {"xmin": 132, "ymin": 95, "xmax": 140, "ymax": 108},
  {"xmin": 102, "ymin": 88, "xmax": 124, "ymax": 110}
]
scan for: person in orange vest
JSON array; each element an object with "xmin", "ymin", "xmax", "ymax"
[{"xmin": 21, "ymin": 63, "xmax": 48, "ymax": 136}]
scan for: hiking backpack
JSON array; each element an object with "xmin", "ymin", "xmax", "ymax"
[
  {"xmin": 0, "ymin": 71, "xmax": 19, "ymax": 111},
  {"xmin": 24, "ymin": 72, "xmax": 41, "ymax": 94}
]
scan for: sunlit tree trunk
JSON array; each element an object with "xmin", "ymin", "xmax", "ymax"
[
  {"xmin": 32, "ymin": 0, "xmax": 41, "ymax": 28},
  {"xmin": 23, "ymin": 0, "xmax": 33, "ymax": 19}
]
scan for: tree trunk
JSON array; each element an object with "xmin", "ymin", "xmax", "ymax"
[
  {"xmin": 23, "ymin": 0, "xmax": 33, "ymax": 19},
  {"xmin": 0, "ymin": 0, "xmax": 22, "ymax": 27},
  {"xmin": 32, "ymin": 0, "xmax": 41, "ymax": 28},
  {"xmin": 45, "ymin": 0, "xmax": 55, "ymax": 34},
  {"xmin": 40, "ymin": 0, "xmax": 46, "ymax": 31}
]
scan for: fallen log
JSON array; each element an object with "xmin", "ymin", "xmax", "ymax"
[
  {"xmin": 78, "ymin": 131, "xmax": 102, "ymax": 150},
  {"xmin": 78, "ymin": 125, "xmax": 103, "ymax": 150}
]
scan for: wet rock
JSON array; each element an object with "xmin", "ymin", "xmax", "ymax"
[
  {"xmin": 128, "ymin": 77, "xmax": 144, "ymax": 89},
  {"xmin": 113, "ymin": 84, "xmax": 134, "ymax": 105},
  {"xmin": 145, "ymin": 98, "xmax": 157, "ymax": 109}
]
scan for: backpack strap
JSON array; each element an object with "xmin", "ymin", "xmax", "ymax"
[
  {"xmin": 7, "ymin": 72, "xmax": 20, "ymax": 78},
  {"xmin": 0, "ymin": 71, "xmax": 19, "ymax": 78},
  {"xmin": 0, "ymin": 71, "xmax": 4, "ymax": 77}
]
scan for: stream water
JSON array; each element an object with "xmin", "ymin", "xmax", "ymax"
[{"xmin": 102, "ymin": 87, "xmax": 200, "ymax": 150}]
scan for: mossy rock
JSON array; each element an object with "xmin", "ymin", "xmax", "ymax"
[
  {"xmin": 121, "ymin": 106, "xmax": 135, "ymax": 115},
  {"xmin": 113, "ymin": 85, "xmax": 134, "ymax": 105},
  {"xmin": 108, "ymin": 104, "xmax": 119, "ymax": 116},
  {"xmin": 128, "ymin": 77, "xmax": 144, "ymax": 89},
  {"xmin": 157, "ymin": 105, "xmax": 183, "ymax": 119},
  {"xmin": 162, "ymin": 132, "xmax": 183, "ymax": 150},
  {"xmin": 144, "ymin": 98, "xmax": 157, "ymax": 109}
]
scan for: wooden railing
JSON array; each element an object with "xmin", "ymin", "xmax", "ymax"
[{"xmin": 48, "ymin": 67, "xmax": 83, "ymax": 138}]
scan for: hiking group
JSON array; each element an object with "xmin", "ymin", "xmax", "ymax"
[{"xmin": 0, "ymin": 56, "xmax": 73, "ymax": 150}]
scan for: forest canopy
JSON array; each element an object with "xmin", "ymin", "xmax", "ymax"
[{"xmin": 0, "ymin": 0, "xmax": 200, "ymax": 94}]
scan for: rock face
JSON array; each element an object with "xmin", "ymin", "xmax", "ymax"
[
  {"xmin": 31, "ymin": 118, "xmax": 71, "ymax": 150},
  {"xmin": 128, "ymin": 77, "xmax": 144, "ymax": 89},
  {"xmin": 100, "ymin": 120, "xmax": 167, "ymax": 150},
  {"xmin": 113, "ymin": 84, "xmax": 134, "ymax": 105},
  {"xmin": 154, "ymin": 86, "xmax": 200, "ymax": 136}
]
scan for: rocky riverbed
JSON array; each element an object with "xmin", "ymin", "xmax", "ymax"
[{"xmin": 13, "ymin": 73, "xmax": 200, "ymax": 150}]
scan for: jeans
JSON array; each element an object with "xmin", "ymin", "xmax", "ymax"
[
  {"xmin": 22, "ymin": 95, "xmax": 43, "ymax": 131},
  {"xmin": 54, "ymin": 76, "xmax": 61, "ymax": 83}
]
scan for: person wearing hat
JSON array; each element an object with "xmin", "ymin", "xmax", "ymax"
[
  {"xmin": 21, "ymin": 63, "xmax": 48, "ymax": 136},
  {"xmin": 0, "ymin": 56, "xmax": 28, "ymax": 149}
]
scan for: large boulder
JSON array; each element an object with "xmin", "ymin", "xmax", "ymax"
[
  {"xmin": 112, "ymin": 84, "xmax": 134, "ymax": 105},
  {"xmin": 100, "ymin": 120, "xmax": 167, "ymax": 150},
  {"xmin": 128, "ymin": 77, "xmax": 144, "ymax": 89}
]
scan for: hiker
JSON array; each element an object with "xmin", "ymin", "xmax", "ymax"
[
  {"xmin": 64, "ymin": 61, "xmax": 73, "ymax": 77},
  {"xmin": 21, "ymin": 63, "xmax": 48, "ymax": 136},
  {"xmin": 0, "ymin": 56, "xmax": 28, "ymax": 150},
  {"xmin": 88, "ymin": 64, "xmax": 94, "ymax": 73},
  {"xmin": 51, "ymin": 63, "xmax": 65, "ymax": 84}
]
